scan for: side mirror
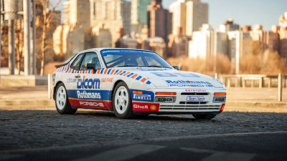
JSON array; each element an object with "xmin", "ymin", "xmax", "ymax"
[
  {"xmin": 87, "ymin": 63, "xmax": 96, "ymax": 73},
  {"xmin": 173, "ymin": 66, "xmax": 179, "ymax": 70}
]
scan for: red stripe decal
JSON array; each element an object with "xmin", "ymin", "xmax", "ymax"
[
  {"xmin": 131, "ymin": 74, "xmax": 138, "ymax": 78},
  {"xmin": 141, "ymin": 78, "xmax": 147, "ymax": 82}
]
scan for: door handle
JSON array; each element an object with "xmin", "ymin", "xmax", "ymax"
[{"xmin": 75, "ymin": 75, "xmax": 80, "ymax": 78}]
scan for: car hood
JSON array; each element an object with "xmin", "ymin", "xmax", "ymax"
[{"xmin": 116, "ymin": 68, "xmax": 225, "ymax": 89}]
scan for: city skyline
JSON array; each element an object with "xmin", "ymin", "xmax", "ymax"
[{"xmin": 53, "ymin": 0, "xmax": 287, "ymax": 30}]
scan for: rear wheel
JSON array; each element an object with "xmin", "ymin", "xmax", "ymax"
[
  {"xmin": 112, "ymin": 82, "xmax": 134, "ymax": 119},
  {"xmin": 192, "ymin": 114, "xmax": 217, "ymax": 120},
  {"xmin": 55, "ymin": 83, "xmax": 77, "ymax": 114}
]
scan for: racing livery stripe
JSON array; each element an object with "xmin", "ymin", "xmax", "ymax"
[
  {"xmin": 110, "ymin": 69, "xmax": 115, "ymax": 75},
  {"xmin": 136, "ymin": 76, "xmax": 142, "ymax": 80},
  {"xmin": 107, "ymin": 69, "xmax": 112, "ymax": 74},
  {"xmin": 141, "ymin": 78, "xmax": 147, "ymax": 82},
  {"xmin": 131, "ymin": 74, "xmax": 138, "ymax": 78},
  {"xmin": 117, "ymin": 70, "xmax": 123, "ymax": 75},
  {"xmin": 120, "ymin": 71, "xmax": 127, "ymax": 75},
  {"xmin": 100, "ymin": 68, "xmax": 105, "ymax": 74},
  {"xmin": 123, "ymin": 72, "xmax": 130, "ymax": 76},
  {"xmin": 127, "ymin": 73, "xmax": 134, "ymax": 77},
  {"xmin": 56, "ymin": 65, "xmax": 152, "ymax": 84},
  {"xmin": 104, "ymin": 69, "xmax": 108, "ymax": 74}
]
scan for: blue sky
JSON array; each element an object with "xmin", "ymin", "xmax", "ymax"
[{"xmin": 52, "ymin": 0, "xmax": 287, "ymax": 30}]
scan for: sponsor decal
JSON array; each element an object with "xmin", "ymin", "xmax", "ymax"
[
  {"xmin": 77, "ymin": 78, "xmax": 100, "ymax": 89},
  {"xmin": 186, "ymin": 96, "xmax": 205, "ymax": 102},
  {"xmin": 151, "ymin": 72, "xmax": 200, "ymax": 77},
  {"xmin": 185, "ymin": 89, "xmax": 206, "ymax": 92},
  {"xmin": 102, "ymin": 50, "xmax": 120, "ymax": 54},
  {"xmin": 213, "ymin": 97, "xmax": 226, "ymax": 103},
  {"xmin": 131, "ymin": 90, "xmax": 154, "ymax": 102},
  {"xmin": 101, "ymin": 78, "xmax": 114, "ymax": 83},
  {"xmin": 133, "ymin": 94, "xmax": 152, "ymax": 101},
  {"xmin": 166, "ymin": 80, "xmax": 213, "ymax": 87},
  {"xmin": 79, "ymin": 101, "xmax": 104, "ymax": 107},
  {"xmin": 132, "ymin": 102, "xmax": 160, "ymax": 112},
  {"xmin": 67, "ymin": 78, "xmax": 77, "ymax": 83},
  {"xmin": 133, "ymin": 104, "xmax": 149, "ymax": 110},
  {"xmin": 77, "ymin": 91, "xmax": 101, "ymax": 99}
]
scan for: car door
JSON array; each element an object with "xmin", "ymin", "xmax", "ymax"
[
  {"xmin": 76, "ymin": 52, "xmax": 105, "ymax": 109},
  {"xmin": 66, "ymin": 53, "xmax": 85, "ymax": 108}
]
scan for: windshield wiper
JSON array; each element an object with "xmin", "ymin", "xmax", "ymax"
[
  {"xmin": 118, "ymin": 65, "xmax": 137, "ymax": 67},
  {"xmin": 147, "ymin": 65, "xmax": 163, "ymax": 68}
]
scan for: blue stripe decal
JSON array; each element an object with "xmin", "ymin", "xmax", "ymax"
[
  {"xmin": 127, "ymin": 73, "xmax": 134, "ymax": 77},
  {"xmin": 100, "ymin": 68, "xmax": 105, "ymax": 74},
  {"xmin": 114, "ymin": 70, "xmax": 119, "ymax": 75},
  {"xmin": 146, "ymin": 81, "xmax": 151, "ymax": 85},
  {"xmin": 136, "ymin": 76, "xmax": 142, "ymax": 80},
  {"xmin": 120, "ymin": 71, "xmax": 126, "ymax": 75},
  {"xmin": 107, "ymin": 69, "xmax": 112, "ymax": 74}
]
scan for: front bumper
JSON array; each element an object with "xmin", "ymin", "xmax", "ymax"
[{"xmin": 131, "ymin": 88, "xmax": 226, "ymax": 113}]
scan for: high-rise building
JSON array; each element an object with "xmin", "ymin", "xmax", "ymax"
[
  {"xmin": 251, "ymin": 25, "xmax": 280, "ymax": 53},
  {"xmin": 279, "ymin": 27, "xmax": 287, "ymax": 58},
  {"xmin": 189, "ymin": 24, "xmax": 228, "ymax": 59},
  {"xmin": 147, "ymin": 0, "xmax": 172, "ymax": 42},
  {"xmin": 54, "ymin": 0, "xmax": 90, "ymax": 58},
  {"xmin": 228, "ymin": 31, "xmax": 252, "ymax": 74},
  {"xmin": 168, "ymin": 27, "xmax": 190, "ymax": 58},
  {"xmin": 279, "ymin": 12, "xmax": 287, "ymax": 58},
  {"xmin": 219, "ymin": 19, "xmax": 240, "ymax": 33},
  {"xmin": 90, "ymin": 0, "xmax": 131, "ymax": 46},
  {"xmin": 169, "ymin": 0, "xmax": 208, "ymax": 36},
  {"xmin": 189, "ymin": 24, "xmax": 215, "ymax": 59},
  {"xmin": 131, "ymin": 0, "xmax": 152, "ymax": 37},
  {"xmin": 279, "ymin": 12, "xmax": 287, "ymax": 28}
]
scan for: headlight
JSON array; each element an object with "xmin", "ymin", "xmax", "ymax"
[{"xmin": 155, "ymin": 96, "xmax": 176, "ymax": 103}]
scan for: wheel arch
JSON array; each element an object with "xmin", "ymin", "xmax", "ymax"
[
  {"xmin": 53, "ymin": 81, "xmax": 64, "ymax": 100},
  {"xmin": 111, "ymin": 79, "xmax": 126, "ymax": 101}
]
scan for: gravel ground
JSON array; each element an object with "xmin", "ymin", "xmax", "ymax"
[{"xmin": 1, "ymin": 107, "xmax": 287, "ymax": 151}]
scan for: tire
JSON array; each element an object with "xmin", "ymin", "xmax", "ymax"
[
  {"xmin": 192, "ymin": 114, "xmax": 217, "ymax": 120},
  {"xmin": 112, "ymin": 81, "xmax": 134, "ymax": 119},
  {"xmin": 55, "ymin": 83, "xmax": 77, "ymax": 114}
]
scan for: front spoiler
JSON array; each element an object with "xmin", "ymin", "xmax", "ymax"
[{"xmin": 133, "ymin": 111, "xmax": 222, "ymax": 116}]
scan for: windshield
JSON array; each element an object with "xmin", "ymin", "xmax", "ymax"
[{"xmin": 101, "ymin": 50, "xmax": 173, "ymax": 68}]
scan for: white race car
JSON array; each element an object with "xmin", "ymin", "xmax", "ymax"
[{"xmin": 53, "ymin": 48, "xmax": 226, "ymax": 119}]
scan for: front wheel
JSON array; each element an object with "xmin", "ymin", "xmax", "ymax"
[
  {"xmin": 192, "ymin": 114, "xmax": 217, "ymax": 120},
  {"xmin": 55, "ymin": 83, "xmax": 77, "ymax": 114},
  {"xmin": 112, "ymin": 82, "xmax": 134, "ymax": 119}
]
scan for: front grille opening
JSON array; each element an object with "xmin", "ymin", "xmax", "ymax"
[
  {"xmin": 181, "ymin": 92, "xmax": 209, "ymax": 95},
  {"xmin": 180, "ymin": 101, "xmax": 208, "ymax": 104}
]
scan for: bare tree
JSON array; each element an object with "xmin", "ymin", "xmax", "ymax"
[
  {"xmin": 39, "ymin": 0, "xmax": 61, "ymax": 76},
  {"xmin": 15, "ymin": 20, "xmax": 24, "ymax": 75}
]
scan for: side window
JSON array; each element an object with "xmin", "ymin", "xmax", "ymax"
[
  {"xmin": 80, "ymin": 53, "xmax": 101, "ymax": 70},
  {"xmin": 70, "ymin": 54, "xmax": 84, "ymax": 70}
]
